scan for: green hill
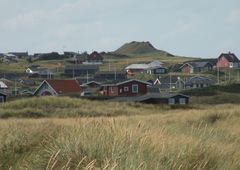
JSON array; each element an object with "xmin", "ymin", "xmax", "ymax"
[{"xmin": 114, "ymin": 41, "xmax": 174, "ymax": 56}]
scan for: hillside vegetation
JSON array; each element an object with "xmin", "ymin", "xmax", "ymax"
[
  {"xmin": 114, "ymin": 41, "xmax": 173, "ymax": 56},
  {"xmin": 0, "ymin": 97, "xmax": 170, "ymax": 118},
  {"xmin": 0, "ymin": 100, "xmax": 240, "ymax": 169}
]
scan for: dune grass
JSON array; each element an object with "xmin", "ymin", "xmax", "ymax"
[
  {"xmin": 0, "ymin": 97, "xmax": 240, "ymax": 169},
  {"xmin": 0, "ymin": 103, "xmax": 240, "ymax": 169},
  {"xmin": 0, "ymin": 96, "xmax": 171, "ymax": 118}
]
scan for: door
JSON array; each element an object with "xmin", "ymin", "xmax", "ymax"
[{"xmin": 0, "ymin": 96, "xmax": 4, "ymax": 103}]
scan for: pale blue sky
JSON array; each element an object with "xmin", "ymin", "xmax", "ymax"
[{"xmin": 0, "ymin": 0, "xmax": 239, "ymax": 58}]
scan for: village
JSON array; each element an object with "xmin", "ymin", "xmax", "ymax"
[{"xmin": 0, "ymin": 45, "xmax": 239, "ymax": 105}]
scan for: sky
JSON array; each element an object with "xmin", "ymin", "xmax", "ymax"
[{"xmin": 0, "ymin": 0, "xmax": 239, "ymax": 58}]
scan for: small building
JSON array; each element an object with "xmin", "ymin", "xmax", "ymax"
[
  {"xmin": 102, "ymin": 79, "xmax": 152, "ymax": 97},
  {"xmin": 8, "ymin": 52, "xmax": 28, "ymax": 58},
  {"xmin": 83, "ymin": 51, "xmax": 103, "ymax": 65},
  {"xmin": 0, "ymin": 92, "xmax": 7, "ymax": 103},
  {"xmin": 94, "ymin": 71, "xmax": 127, "ymax": 82},
  {"xmin": 138, "ymin": 93, "xmax": 189, "ymax": 105},
  {"xmin": 26, "ymin": 67, "xmax": 54, "ymax": 78},
  {"xmin": 0, "ymin": 53, "xmax": 18, "ymax": 63},
  {"xmin": 216, "ymin": 52, "xmax": 240, "ymax": 69},
  {"xmin": 179, "ymin": 61, "xmax": 213, "ymax": 74},
  {"xmin": 125, "ymin": 60, "xmax": 166, "ymax": 75},
  {"xmin": 0, "ymin": 81, "xmax": 8, "ymax": 89},
  {"xmin": 34, "ymin": 79, "xmax": 81, "ymax": 96},
  {"xmin": 150, "ymin": 67, "xmax": 168, "ymax": 74},
  {"xmin": 185, "ymin": 76, "xmax": 215, "ymax": 89},
  {"xmin": 125, "ymin": 64, "xmax": 149, "ymax": 75},
  {"xmin": 81, "ymin": 81, "xmax": 102, "ymax": 95},
  {"xmin": 64, "ymin": 65, "xmax": 99, "ymax": 77},
  {"xmin": 146, "ymin": 60, "xmax": 167, "ymax": 74},
  {"xmin": 19, "ymin": 79, "xmax": 36, "ymax": 86},
  {"xmin": 158, "ymin": 76, "xmax": 185, "ymax": 90}
]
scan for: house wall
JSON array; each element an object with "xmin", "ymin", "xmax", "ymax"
[
  {"xmin": 35, "ymin": 82, "xmax": 57, "ymax": 96},
  {"xmin": 127, "ymin": 69, "xmax": 146, "ymax": 74},
  {"xmin": 194, "ymin": 64, "xmax": 213, "ymax": 72},
  {"xmin": 170, "ymin": 96, "xmax": 189, "ymax": 105},
  {"xmin": 217, "ymin": 56, "xmax": 230, "ymax": 68},
  {"xmin": 181, "ymin": 65, "xmax": 193, "ymax": 73},
  {"xmin": 0, "ymin": 94, "xmax": 6, "ymax": 103},
  {"xmin": 118, "ymin": 81, "xmax": 148, "ymax": 96},
  {"xmin": 103, "ymin": 86, "xmax": 118, "ymax": 96},
  {"xmin": 153, "ymin": 68, "xmax": 167, "ymax": 74},
  {"xmin": 140, "ymin": 96, "xmax": 189, "ymax": 105}
]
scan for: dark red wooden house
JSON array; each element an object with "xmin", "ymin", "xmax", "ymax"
[{"xmin": 102, "ymin": 79, "xmax": 151, "ymax": 97}]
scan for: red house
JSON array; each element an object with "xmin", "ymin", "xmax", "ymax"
[
  {"xmin": 180, "ymin": 63, "xmax": 194, "ymax": 74},
  {"xmin": 87, "ymin": 51, "xmax": 103, "ymax": 63},
  {"xmin": 216, "ymin": 52, "xmax": 239, "ymax": 69},
  {"xmin": 102, "ymin": 79, "xmax": 151, "ymax": 97},
  {"xmin": 34, "ymin": 80, "xmax": 81, "ymax": 96}
]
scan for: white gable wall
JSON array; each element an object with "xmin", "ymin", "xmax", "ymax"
[{"xmin": 34, "ymin": 82, "xmax": 58, "ymax": 96}]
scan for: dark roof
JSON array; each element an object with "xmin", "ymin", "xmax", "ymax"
[
  {"xmin": 46, "ymin": 80, "xmax": 81, "ymax": 94},
  {"xmin": 185, "ymin": 76, "xmax": 215, "ymax": 85},
  {"xmin": 219, "ymin": 53, "xmax": 239, "ymax": 62},
  {"xmin": 0, "ymin": 91, "xmax": 7, "ymax": 96},
  {"xmin": 81, "ymin": 81, "xmax": 102, "ymax": 86},
  {"xmin": 171, "ymin": 64, "xmax": 183, "ymax": 72},
  {"xmin": 65, "ymin": 65, "xmax": 99, "ymax": 70},
  {"xmin": 95, "ymin": 71, "xmax": 126, "ymax": 75},
  {"xmin": 160, "ymin": 75, "xmax": 183, "ymax": 84},
  {"xmin": 192, "ymin": 61, "xmax": 212, "ymax": 68},
  {"xmin": 8, "ymin": 52, "xmax": 28, "ymax": 57},
  {"xmin": 180, "ymin": 61, "xmax": 213, "ymax": 69},
  {"xmin": 189, "ymin": 58, "xmax": 217, "ymax": 65}
]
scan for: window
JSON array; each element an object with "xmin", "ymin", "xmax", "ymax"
[
  {"xmin": 155, "ymin": 68, "xmax": 165, "ymax": 74},
  {"xmin": 124, "ymin": 86, "xmax": 129, "ymax": 92},
  {"xmin": 110, "ymin": 87, "xmax": 114, "ymax": 93},
  {"xmin": 168, "ymin": 98, "xmax": 175, "ymax": 105},
  {"xmin": 179, "ymin": 98, "xmax": 186, "ymax": 105},
  {"xmin": 132, "ymin": 84, "xmax": 139, "ymax": 93}
]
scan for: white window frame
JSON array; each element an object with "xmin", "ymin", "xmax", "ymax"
[
  {"xmin": 179, "ymin": 98, "xmax": 186, "ymax": 105},
  {"xmin": 110, "ymin": 87, "xmax": 114, "ymax": 94},
  {"xmin": 132, "ymin": 84, "xmax": 139, "ymax": 93},
  {"xmin": 124, "ymin": 86, "xmax": 129, "ymax": 92},
  {"xmin": 168, "ymin": 98, "xmax": 175, "ymax": 105}
]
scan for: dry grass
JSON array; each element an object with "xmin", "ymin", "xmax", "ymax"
[{"xmin": 0, "ymin": 99, "xmax": 240, "ymax": 169}]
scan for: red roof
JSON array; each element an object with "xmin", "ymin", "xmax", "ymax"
[{"xmin": 46, "ymin": 80, "xmax": 81, "ymax": 94}]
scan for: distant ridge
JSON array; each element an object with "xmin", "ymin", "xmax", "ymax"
[{"xmin": 114, "ymin": 41, "xmax": 174, "ymax": 56}]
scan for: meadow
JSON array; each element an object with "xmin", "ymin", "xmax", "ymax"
[{"xmin": 0, "ymin": 97, "xmax": 240, "ymax": 169}]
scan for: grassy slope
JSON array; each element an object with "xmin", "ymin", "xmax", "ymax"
[
  {"xmin": 114, "ymin": 41, "xmax": 168, "ymax": 55},
  {"xmin": 182, "ymin": 83, "xmax": 240, "ymax": 104},
  {"xmin": 0, "ymin": 98, "xmax": 240, "ymax": 169},
  {"xmin": 101, "ymin": 53, "xmax": 193, "ymax": 71}
]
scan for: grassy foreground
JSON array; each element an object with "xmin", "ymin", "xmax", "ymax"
[{"xmin": 0, "ymin": 98, "xmax": 240, "ymax": 169}]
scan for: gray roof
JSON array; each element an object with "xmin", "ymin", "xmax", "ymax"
[
  {"xmin": 219, "ymin": 53, "xmax": 239, "ymax": 63},
  {"xmin": 185, "ymin": 76, "xmax": 215, "ymax": 85}
]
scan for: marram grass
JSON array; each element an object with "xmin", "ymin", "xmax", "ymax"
[{"xmin": 0, "ymin": 98, "xmax": 240, "ymax": 169}]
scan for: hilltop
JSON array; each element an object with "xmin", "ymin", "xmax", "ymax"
[{"xmin": 114, "ymin": 41, "xmax": 174, "ymax": 56}]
